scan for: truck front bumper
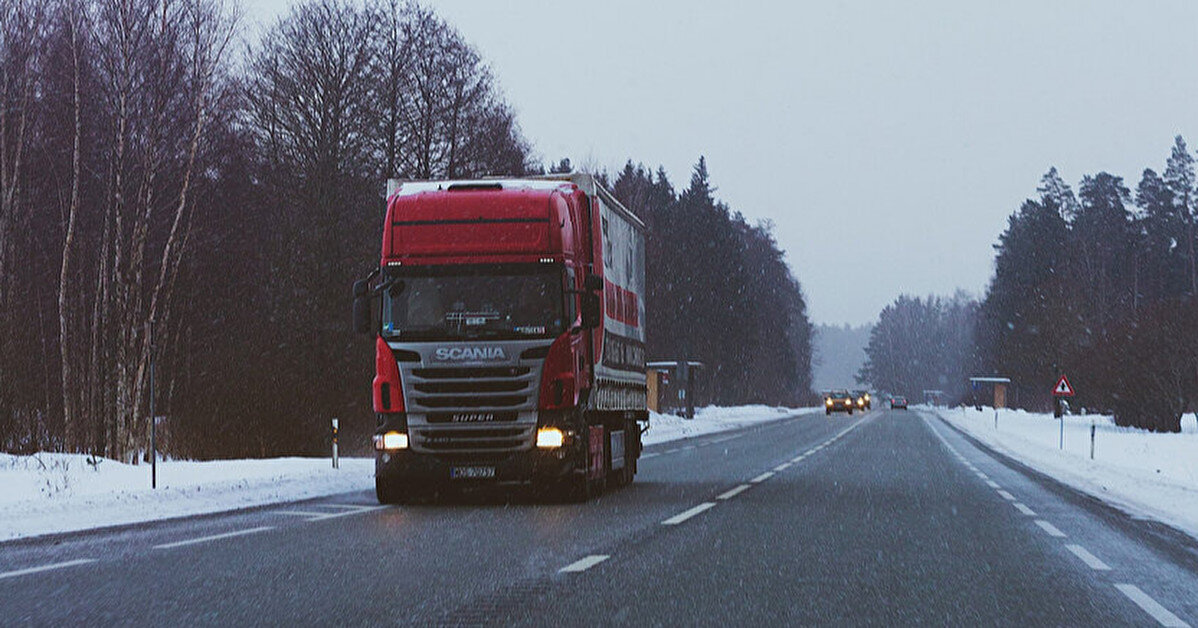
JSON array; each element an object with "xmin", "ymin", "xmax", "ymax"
[{"xmin": 375, "ymin": 448, "xmax": 579, "ymax": 486}]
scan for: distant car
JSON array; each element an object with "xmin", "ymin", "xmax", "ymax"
[
  {"xmin": 826, "ymin": 390, "xmax": 856, "ymax": 415},
  {"xmin": 891, "ymin": 396, "xmax": 908, "ymax": 410},
  {"xmin": 853, "ymin": 390, "xmax": 871, "ymax": 411}
]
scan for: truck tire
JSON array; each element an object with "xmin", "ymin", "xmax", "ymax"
[
  {"xmin": 375, "ymin": 475, "xmax": 405, "ymax": 504},
  {"xmin": 552, "ymin": 472, "xmax": 591, "ymax": 503}
]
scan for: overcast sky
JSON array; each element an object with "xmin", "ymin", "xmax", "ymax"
[{"xmin": 248, "ymin": 0, "xmax": 1198, "ymax": 325}]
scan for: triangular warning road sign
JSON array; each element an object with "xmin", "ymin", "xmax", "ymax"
[{"xmin": 1053, "ymin": 375, "xmax": 1075, "ymax": 396}]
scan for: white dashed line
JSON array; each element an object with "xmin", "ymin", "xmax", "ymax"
[
  {"xmin": 977, "ymin": 473, "xmax": 990, "ymax": 480},
  {"xmin": 640, "ymin": 453, "xmax": 659, "ymax": 459},
  {"xmin": 997, "ymin": 490, "xmax": 1016, "ymax": 501},
  {"xmin": 750, "ymin": 472, "xmax": 774, "ymax": 484},
  {"xmin": 661, "ymin": 502, "xmax": 716, "ymax": 525},
  {"xmin": 773, "ymin": 463, "xmax": 790, "ymax": 472},
  {"xmin": 1013, "ymin": 503, "xmax": 1037, "ymax": 516},
  {"xmin": 0, "ymin": 559, "xmax": 97, "ymax": 581},
  {"xmin": 1065, "ymin": 545, "xmax": 1111, "ymax": 571},
  {"xmin": 1034, "ymin": 520, "xmax": 1067, "ymax": 538},
  {"xmin": 154, "ymin": 526, "xmax": 274, "ymax": 550},
  {"xmin": 717, "ymin": 485, "xmax": 751, "ymax": 500},
  {"xmin": 1114, "ymin": 584, "xmax": 1190, "ymax": 627},
  {"xmin": 559, "ymin": 555, "xmax": 609, "ymax": 573},
  {"xmin": 985, "ymin": 480, "xmax": 1001, "ymax": 489}
]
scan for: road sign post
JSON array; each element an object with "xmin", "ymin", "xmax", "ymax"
[{"xmin": 1052, "ymin": 375, "xmax": 1074, "ymax": 451}]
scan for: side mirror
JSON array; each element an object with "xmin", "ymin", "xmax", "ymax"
[
  {"xmin": 352, "ymin": 279, "xmax": 372, "ymax": 335},
  {"xmin": 581, "ymin": 293, "xmax": 601, "ymax": 329}
]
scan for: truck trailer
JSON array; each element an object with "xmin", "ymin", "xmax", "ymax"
[{"xmin": 353, "ymin": 174, "xmax": 649, "ymax": 503}]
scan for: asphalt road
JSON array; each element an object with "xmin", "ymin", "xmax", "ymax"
[{"xmin": 2, "ymin": 409, "xmax": 1196, "ymax": 625}]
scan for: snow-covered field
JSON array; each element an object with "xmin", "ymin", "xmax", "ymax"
[
  {"xmin": 931, "ymin": 406, "xmax": 1198, "ymax": 540},
  {"xmin": 0, "ymin": 405, "xmax": 806, "ymax": 542}
]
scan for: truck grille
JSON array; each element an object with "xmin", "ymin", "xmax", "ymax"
[
  {"xmin": 408, "ymin": 366, "xmax": 536, "ymax": 411},
  {"xmin": 411, "ymin": 425, "xmax": 534, "ymax": 453}
]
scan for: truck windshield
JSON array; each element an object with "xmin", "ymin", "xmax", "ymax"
[{"xmin": 381, "ymin": 264, "xmax": 566, "ymax": 341}]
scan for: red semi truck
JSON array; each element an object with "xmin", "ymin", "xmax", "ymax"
[{"xmin": 353, "ymin": 174, "xmax": 649, "ymax": 503}]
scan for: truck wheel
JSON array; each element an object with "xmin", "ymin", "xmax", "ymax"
[
  {"xmin": 553, "ymin": 472, "xmax": 591, "ymax": 503},
  {"xmin": 375, "ymin": 475, "xmax": 405, "ymax": 505},
  {"xmin": 848, "ymin": 408, "xmax": 854, "ymax": 415}
]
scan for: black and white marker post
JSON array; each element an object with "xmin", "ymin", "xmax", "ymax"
[{"xmin": 331, "ymin": 418, "xmax": 339, "ymax": 469}]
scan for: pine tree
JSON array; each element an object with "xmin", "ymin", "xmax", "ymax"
[
  {"xmin": 1163, "ymin": 136, "xmax": 1196, "ymax": 294},
  {"xmin": 1037, "ymin": 167, "xmax": 1080, "ymax": 219}
]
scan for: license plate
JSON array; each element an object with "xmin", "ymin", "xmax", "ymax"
[{"xmin": 450, "ymin": 466, "xmax": 496, "ymax": 479}]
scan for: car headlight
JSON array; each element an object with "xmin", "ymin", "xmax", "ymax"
[
  {"xmin": 374, "ymin": 431, "xmax": 408, "ymax": 451},
  {"xmin": 826, "ymin": 399, "xmax": 833, "ymax": 405},
  {"xmin": 536, "ymin": 427, "xmax": 565, "ymax": 449}
]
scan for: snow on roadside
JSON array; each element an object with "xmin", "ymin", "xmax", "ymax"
[
  {"xmin": 0, "ymin": 405, "xmax": 809, "ymax": 542},
  {"xmin": 644, "ymin": 405, "xmax": 813, "ymax": 445},
  {"xmin": 0, "ymin": 454, "xmax": 374, "ymax": 542},
  {"xmin": 930, "ymin": 406, "xmax": 1198, "ymax": 541}
]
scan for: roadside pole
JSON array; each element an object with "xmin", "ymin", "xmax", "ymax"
[
  {"xmin": 1090, "ymin": 422, "xmax": 1096, "ymax": 460},
  {"xmin": 1052, "ymin": 374, "xmax": 1074, "ymax": 452},
  {"xmin": 332, "ymin": 418, "xmax": 339, "ymax": 469},
  {"xmin": 149, "ymin": 318, "xmax": 157, "ymax": 489}
]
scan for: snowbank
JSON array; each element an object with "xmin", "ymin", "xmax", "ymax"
[
  {"xmin": 0, "ymin": 405, "xmax": 808, "ymax": 542},
  {"xmin": 0, "ymin": 454, "xmax": 374, "ymax": 542},
  {"xmin": 932, "ymin": 406, "xmax": 1198, "ymax": 540},
  {"xmin": 644, "ymin": 405, "xmax": 812, "ymax": 445}
]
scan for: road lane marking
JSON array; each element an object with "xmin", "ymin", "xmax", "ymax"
[
  {"xmin": 717, "ymin": 485, "xmax": 751, "ymax": 500},
  {"xmin": 0, "ymin": 559, "xmax": 97, "ymax": 581},
  {"xmin": 985, "ymin": 480, "xmax": 1001, "ymax": 489},
  {"xmin": 1114, "ymin": 584, "xmax": 1189, "ymax": 627},
  {"xmin": 662, "ymin": 502, "xmax": 716, "ymax": 525},
  {"xmin": 1034, "ymin": 520, "xmax": 1067, "ymax": 538},
  {"xmin": 1014, "ymin": 503, "xmax": 1037, "ymax": 516},
  {"xmin": 274, "ymin": 505, "xmax": 386, "ymax": 522},
  {"xmin": 750, "ymin": 472, "xmax": 774, "ymax": 483},
  {"xmin": 1065, "ymin": 545, "xmax": 1111, "ymax": 571},
  {"xmin": 773, "ymin": 463, "xmax": 790, "ymax": 472},
  {"xmin": 559, "ymin": 555, "xmax": 609, "ymax": 573},
  {"xmin": 640, "ymin": 453, "xmax": 659, "ymax": 459},
  {"xmin": 997, "ymin": 490, "xmax": 1016, "ymax": 501},
  {"xmin": 154, "ymin": 526, "xmax": 274, "ymax": 550}
]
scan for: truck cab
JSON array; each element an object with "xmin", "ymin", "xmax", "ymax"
[{"xmin": 355, "ymin": 176, "xmax": 648, "ymax": 503}]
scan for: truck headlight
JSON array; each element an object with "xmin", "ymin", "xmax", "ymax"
[
  {"xmin": 825, "ymin": 399, "xmax": 833, "ymax": 406},
  {"xmin": 374, "ymin": 431, "xmax": 408, "ymax": 451},
  {"xmin": 536, "ymin": 427, "xmax": 565, "ymax": 449}
]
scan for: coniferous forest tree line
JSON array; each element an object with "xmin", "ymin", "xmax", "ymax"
[
  {"xmin": 0, "ymin": 0, "xmax": 814, "ymax": 459},
  {"xmin": 860, "ymin": 137, "xmax": 1198, "ymax": 433}
]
